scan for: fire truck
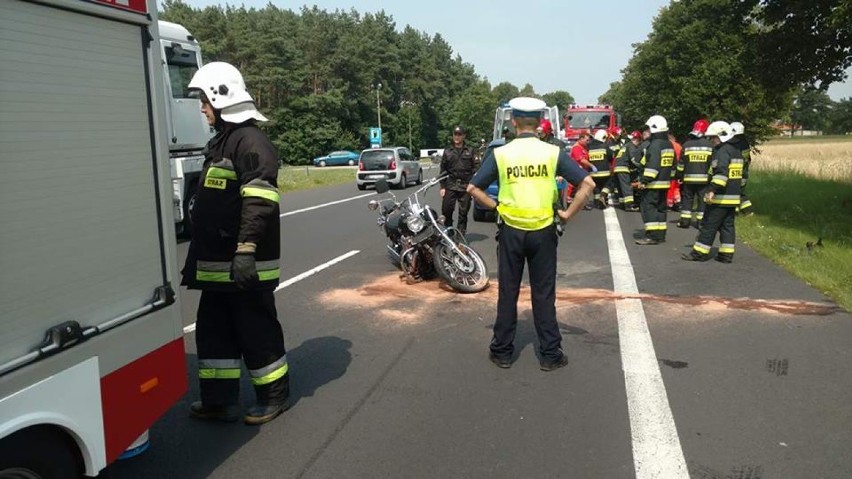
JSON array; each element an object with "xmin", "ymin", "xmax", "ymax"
[
  {"xmin": 0, "ymin": 0, "xmax": 187, "ymax": 476},
  {"xmin": 562, "ymin": 104, "xmax": 621, "ymax": 145},
  {"xmin": 158, "ymin": 21, "xmax": 214, "ymax": 236}
]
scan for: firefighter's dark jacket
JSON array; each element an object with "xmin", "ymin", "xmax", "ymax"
[
  {"xmin": 640, "ymin": 132, "xmax": 674, "ymax": 189},
  {"xmin": 707, "ymin": 141, "xmax": 744, "ymax": 206},
  {"xmin": 182, "ymin": 122, "xmax": 281, "ymax": 292},
  {"xmin": 614, "ymin": 141, "xmax": 639, "ymax": 173},
  {"xmin": 440, "ymin": 143, "xmax": 478, "ymax": 191},
  {"xmin": 587, "ymin": 139, "xmax": 612, "ymax": 177},
  {"xmin": 677, "ymin": 136, "xmax": 713, "ymax": 184}
]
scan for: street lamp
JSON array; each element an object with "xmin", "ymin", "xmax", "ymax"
[
  {"xmin": 401, "ymin": 100, "xmax": 416, "ymax": 152},
  {"xmin": 374, "ymin": 82, "xmax": 382, "ymax": 132}
]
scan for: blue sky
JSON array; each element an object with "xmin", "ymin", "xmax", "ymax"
[{"xmin": 176, "ymin": 0, "xmax": 852, "ymax": 102}]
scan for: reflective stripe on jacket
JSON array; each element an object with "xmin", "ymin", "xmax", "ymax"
[{"xmin": 495, "ymin": 137, "xmax": 559, "ymax": 231}]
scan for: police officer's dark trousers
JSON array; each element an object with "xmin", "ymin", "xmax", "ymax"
[
  {"xmin": 640, "ymin": 189, "xmax": 668, "ymax": 240},
  {"xmin": 693, "ymin": 205, "xmax": 736, "ymax": 261},
  {"xmin": 491, "ymin": 223, "xmax": 562, "ymax": 362},
  {"xmin": 196, "ymin": 290, "xmax": 289, "ymax": 407},
  {"xmin": 442, "ymin": 189, "xmax": 472, "ymax": 232}
]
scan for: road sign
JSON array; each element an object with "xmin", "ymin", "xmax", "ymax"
[{"xmin": 369, "ymin": 127, "xmax": 382, "ymax": 146}]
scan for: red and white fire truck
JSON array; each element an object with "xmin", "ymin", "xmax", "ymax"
[
  {"xmin": 0, "ymin": 0, "xmax": 187, "ymax": 476},
  {"xmin": 562, "ymin": 104, "xmax": 621, "ymax": 145}
]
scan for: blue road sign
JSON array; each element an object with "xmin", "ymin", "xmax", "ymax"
[{"xmin": 369, "ymin": 127, "xmax": 382, "ymax": 146}]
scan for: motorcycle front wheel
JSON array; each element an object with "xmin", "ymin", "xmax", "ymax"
[{"xmin": 433, "ymin": 243, "xmax": 489, "ymax": 293}]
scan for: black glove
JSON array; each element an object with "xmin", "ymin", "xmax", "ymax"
[{"xmin": 231, "ymin": 253, "xmax": 258, "ymax": 289}]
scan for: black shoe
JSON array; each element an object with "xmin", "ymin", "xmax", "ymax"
[
  {"xmin": 714, "ymin": 255, "xmax": 733, "ymax": 264},
  {"xmin": 691, "ymin": 220, "xmax": 701, "ymax": 229},
  {"xmin": 489, "ymin": 352, "xmax": 512, "ymax": 369},
  {"xmin": 635, "ymin": 237, "xmax": 664, "ymax": 245},
  {"xmin": 625, "ymin": 205, "xmax": 640, "ymax": 212},
  {"xmin": 681, "ymin": 253, "xmax": 711, "ymax": 262},
  {"xmin": 676, "ymin": 220, "xmax": 690, "ymax": 229},
  {"xmin": 244, "ymin": 402, "xmax": 289, "ymax": 425},
  {"xmin": 189, "ymin": 401, "xmax": 239, "ymax": 423},
  {"xmin": 539, "ymin": 354, "xmax": 569, "ymax": 372}
]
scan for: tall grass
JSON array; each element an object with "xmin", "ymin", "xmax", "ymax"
[
  {"xmin": 738, "ymin": 148, "xmax": 852, "ymax": 310},
  {"xmin": 277, "ymin": 166, "xmax": 355, "ymax": 193}
]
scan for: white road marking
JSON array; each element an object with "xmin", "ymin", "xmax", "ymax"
[
  {"xmin": 182, "ymin": 250, "xmax": 361, "ymax": 334},
  {"xmin": 603, "ymin": 207, "xmax": 689, "ymax": 479},
  {"xmin": 280, "ymin": 193, "xmax": 374, "ymax": 217}
]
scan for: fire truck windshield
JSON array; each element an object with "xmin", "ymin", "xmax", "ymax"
[{"xmin": 566, "ymin": 112, "xmax": 610, "ymax": 129}]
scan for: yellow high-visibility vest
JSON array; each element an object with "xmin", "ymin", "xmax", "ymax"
[{"xmin": 495, "ymin": 137, "xmax": 559, "ymax": 231}]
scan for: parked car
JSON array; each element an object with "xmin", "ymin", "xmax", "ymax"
[
  {"xmin": 356, "ymin": 147, "xmax": 423, "ymax": 190},
  {"xmin": 313, "ymin": 150, "xmax": 360, "ymax": 167}
]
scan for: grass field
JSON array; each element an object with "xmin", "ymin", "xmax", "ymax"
[
  {"xmin": 277, "ymin": 166, "xmax": 356, "ymax": 193},
  {"xmin": 740, "ymin": 141, "xmax": 852, "ymax": 311},
  {"xmin": 765, "ymin": 134, "xmax": 852, "ymax": 144}
]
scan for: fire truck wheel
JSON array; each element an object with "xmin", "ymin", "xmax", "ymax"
[{"xmin": 0, "ymin": 426, "xmax": 82, "ymax": 479}]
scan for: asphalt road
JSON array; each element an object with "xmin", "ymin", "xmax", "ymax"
[{"xmin": 108, "ymin": 171, "xmax": 852, "ymax": 479}]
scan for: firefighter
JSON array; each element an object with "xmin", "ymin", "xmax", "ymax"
[
  {"xmin": 635, "ymin": 115, "xmax": 675, "ymax": 245},
  {"xmin": 588, "ymin": 129, "xmax": 613, "ymax": 208},
  {"xmin": 611, "ymin": 130, "xmax": 641, "ymax": 211},
  {"xmin": 667, "ymin": 132, "xmax": 683, "ymax": 211},
  {"xmin": 729, "ymin": 122, "xmax": 754, "ymax": 216},
  {"xmin": 182, "ymin": 62, "xmax": 289, "ymax": 425},
  {"xmin": 440, "ymin": 126, "xmax": 477, "ymax": 235},
  {"xmin": 467, "ymin": 97, "xmax": 594, "ymax": 371},
  {"xmin": 683, "ymin": 121, "xmax": 744, "ymax": 263},
  {"xmin": 676, "ymin": 119, "xmax": 713, "ymax": 228}
]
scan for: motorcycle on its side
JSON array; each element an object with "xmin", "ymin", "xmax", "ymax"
[{"xmin": 367, "ymin": 175, "xmax": 489, "ymax": 293}]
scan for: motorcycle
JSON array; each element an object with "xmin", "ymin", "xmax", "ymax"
[{"xmin": 367, "ymin": 175, "xmax": 489, "ymax": 293}]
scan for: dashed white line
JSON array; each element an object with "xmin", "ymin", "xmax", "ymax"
[
  {"xmin": 603, "ymin": 207, "xmax": 689, "ymax": 479},
  {"xmin": 280, "ymin": 193, "xmax": 374, "ymax": 217},
  {"xmin": 182, "ymin": 250, "xmax": 361, "ymax": 334}
]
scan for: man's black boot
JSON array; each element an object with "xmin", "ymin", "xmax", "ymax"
[
  {"xmin": 244, "ymin": 402, "xmax": 289, "ymax": 425},
  {"xmin": 189, "ymin": 401, "xmax": 239, "ymax": 423},
  {"xmin": 540, "ymin": 354, "xmax": 569, "ymax": 372}
]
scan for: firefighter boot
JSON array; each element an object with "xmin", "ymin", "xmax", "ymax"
[
  {"xmin": 715, "ymin": 253, "xmax": 734, "ymax": 264},
  {"xmin": 677, "ymin": 218, "xmax": 691, "ymax": 229},
  {"xmin": 189, "ymin": 401, "xmax": 240, "ymax": 423},
  {"xmin": 244, "ymin": 402, "xmax": 289, "ymax": 425},
  {"xmin": 245, "ymin": 372, "xmax": 290, "ymax": 425},
  {"xmin": 681, "ymin": 252, "xmax": 712, "ymax": 262}
]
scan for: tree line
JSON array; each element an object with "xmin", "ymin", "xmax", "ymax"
[
  {"xmin": 160, "ymin": 1, "xmax": 575, "ymax": 164},
  {"xmin": 599, "ymin": 0, "xmax": 852, "ymax": 142}
]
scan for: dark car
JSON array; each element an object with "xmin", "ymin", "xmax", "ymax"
[{"xmin": 313, "ymin": 150, "xmax": 360, "ymax": 167}]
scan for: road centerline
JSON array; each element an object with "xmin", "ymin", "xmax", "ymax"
[
  {"xmin": 280, "ymin": 193, "xmax": 374, "ymax": 217},
  {"xmin": 602, "ymin": 207, "xmax": 689, "ymax": 478},
  {"xmin": 182, "ymin": 250, "xmax": 361, "ymax": 334}
]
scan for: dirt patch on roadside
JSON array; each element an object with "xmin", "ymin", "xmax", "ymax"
[{"xmin": 318, "ymin": 274, "xmax": 842, "ymax": 326}]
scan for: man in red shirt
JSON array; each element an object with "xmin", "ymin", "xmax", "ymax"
[
  {"xmin": 667, "ymin": 133, "xmax": 683, "ymax": 210},
  {"xmin": 567, "ymin": 133, "xmax": 594, "ymax": 207}
]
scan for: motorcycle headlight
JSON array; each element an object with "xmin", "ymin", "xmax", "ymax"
[
  {"xmin": 405, "ymin": 215, "xmax": 426, "ymax": 233},
  {"xmin": 368, "ymin": 200, "xmax": 380, "ymax": 211}
]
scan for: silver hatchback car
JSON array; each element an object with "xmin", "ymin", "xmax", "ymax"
[{"xmin": 356, "ymin": 147, "xmax": 423, "ymax": 190}]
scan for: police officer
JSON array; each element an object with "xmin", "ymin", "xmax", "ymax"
[
  {"xmin": 676, "ymin": 119, "xmax": 713, "ymax": 228},
  {"xmin": 440, "ymin": 126, "xmax": 477, "ymax": 235},
  {"xmin": 183, "ymin": 62, "xmax": 289, "ymax": 425},
  {"xmin": 467, "ymin": 97, "xmax": 595, "ymax": 371},
  {"xmin": 635, "ymin": 115, "xmax": 675, "ymax": 245},
  {"xmin": 683, "ymin": 121, "xmax": 744, "ymax": 263},
  {"xmin": 729, "ymin": 122, "xmax": 754, "ymax": 216}
]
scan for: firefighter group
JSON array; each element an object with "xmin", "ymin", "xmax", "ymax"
[{"xmin": 545, "ymin": 114, "xmax": 753, "ymax": 263}]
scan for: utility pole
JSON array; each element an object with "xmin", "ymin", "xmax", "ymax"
[
  {"xmin": 374, "ymin": 82, "xmax": 382, "ymax": 132},
  {"xmin": 401, "ymin": 100, "xmax": 415, "ymax": 152}
]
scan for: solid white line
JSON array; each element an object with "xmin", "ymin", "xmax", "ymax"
[
  {"xmin": 603, "ymin": 207, "xmax": 689, "ymax": 479},
  {"xmin": 182, "ymin": 250, "xmax": 361, "ymax": 334},
  {"xmin": 273, "ymin": 250, "xmax": 360, "ymax": 292},
  {"xmin": 280, "ymin": 193, "xmax": 374, "ymax": 217}
]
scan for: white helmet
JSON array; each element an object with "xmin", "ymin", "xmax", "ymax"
[
  {"xmin": 705, "ymin": 121, "xmax": 735, "ymax": 142},
  {"xmin": 645, "ymin": 115, "xmax": 668, "ymax": 133},
  {"xmin": 730, "ymin": 121, "xmax": 745, "ymax": 136},
  {"xmin": 593, "ymin": 129, "xmax": 608, "ymax": 142},
  {"xmin": 188, "ymin": 62, "xmax": 268, "ymax": 123}
]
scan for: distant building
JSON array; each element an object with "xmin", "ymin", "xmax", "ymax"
[{"xmin": 772, "ymin": 122, "xmax": 822, "ymax": 137}]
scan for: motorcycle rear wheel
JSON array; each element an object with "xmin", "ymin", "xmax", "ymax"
[{"xmin": 433, "ymin": 243, "xmax": 489, "ymax": 293}]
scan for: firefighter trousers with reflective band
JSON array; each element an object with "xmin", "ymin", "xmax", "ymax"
[
  {"xmin": 610, "ymin": 172, "xmax": 635, "ymax": 205},
  {"xmin": 640, "ymin": 189, "xmax": 668, "ymax": 240},
  {"xmin": 441, "ymin": 189, "xmax": 471, "ymax": 232},
  {"xmin": 692, "ymin": 205, "xmax": 736, "ymax": 260},
  {"xmin": 680, "ymin": 184, "xmax": 708, "ymax": 222},
  {"xmin": 738, "ymin": 188, "xmax": 753, "ymax": 215},
  {"xmin": 491, "ymin": 223, "xmax": 563, "ymax": 362},
  {"xmin": 196, "ymin": 290, "xmax": 289, "ymax": 407},
  {"xmin": 592, "ymin": 176, "xmax": 611, "ymax": 203}
]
